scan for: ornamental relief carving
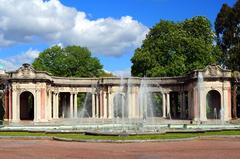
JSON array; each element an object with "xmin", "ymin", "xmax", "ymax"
[
  {"xmin": 204, "ymin": 65, "xmax": 223, "ymax": 77},
  {"xmin": 16, "ymin": 65, "xmax": 36, "ymax": 78}
]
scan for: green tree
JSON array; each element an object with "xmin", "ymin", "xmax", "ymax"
[
  {"xmin": 215, "ymin": 0, "xmax": 240, "ymax": 70},
  {"xmin": 131, "ymin": 16, "xmax": 221, "ymax": 77},
  {"xmin": 32, "ymin": 45, "xmax": 105, "ymax": 77}
]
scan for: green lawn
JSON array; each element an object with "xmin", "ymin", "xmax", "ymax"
[{"xmin": 0, "ymin": 130, "xmax": 240, "ymax": 140}]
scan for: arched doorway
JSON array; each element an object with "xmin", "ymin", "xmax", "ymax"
[
  {"xmin": 20, "ymin": 91, "xmax": 34, "ymax": 120},
  {"xmin": 206, "ymin": 90, "xmax": 221, "ymax": 119}
]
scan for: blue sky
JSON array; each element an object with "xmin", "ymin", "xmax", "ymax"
[{"xmin": 0, "ymin": 0, "xmax": 236, "ymax": 76}]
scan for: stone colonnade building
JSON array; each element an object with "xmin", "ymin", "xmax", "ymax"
[{"xmin": 1, "ymin": 63, "xmax": 232, "ymax": 123}]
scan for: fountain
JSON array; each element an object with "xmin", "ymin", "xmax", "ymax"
[
  {"xmin": 38, "ymin": 75, "xmax": 236, "ymax": 134},
  {"xmin": 78, "ymin": 92, "xmax": 92, "ymax": 118},
  {"xmin": 137, "ymin": 78, "xmax": 156, "ymax": 130}
]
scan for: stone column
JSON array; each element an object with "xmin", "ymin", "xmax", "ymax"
[
  {"xmin": 35, "ymin": 89, "xmax": 41, "ymax": 122},
  {"xmin": 103, "ymin": 91, "xmax": 108, "ymax": 118},
  {"xmin": 108, "ymin": 92, "xmax": 113, "ymax": 118},
  {"xmin": 96, "ymin": 94, "xmax": 99, "ymax": 118},
  {"xmin": 56, "ymin": 93, "xmax": 59, "ymax": 118},
  {"xmin": 193, "ymin": 88, "xmax": 199, "ymax": 121},
  {"xmin": 53, "ymin": 92, "xmax": 59, "ymax": 119},
  {"xmin": 92, "ymin": 93, "xmax": 95, "ymax": 118},
  {"xmin": 12, "ymin": 88, "xmax": 19, "ymax": 122},
  {"xmin": 4, "ymin": 90, "xmax": 9, "ymax": 119},
  {"xmin": 127, "ymin": 90, "xmax": 132, "ymax": 118},
  {"xmin": 99, "ymin": 91, "xmax": 103, "ymax": 118},
  {"xmin": 70, "ymin": 92, "xmax": 73, "ymax": 118},
  {"xmin": 8, "ymin": 88, "xmax": 12, "ymax": 120},
  {"xmin": 162, "ymin": 93, "xmax": 166, "ymax": 118},
  {"xmin": 188, "ymin": 90, "xmax": 192, "ymax": 119},
  {"xmin": 223, "ymin": 84, "xmax": 231, "ymax": 121},
  {"xmin": 53, "ymin": 92, "xmax": 56, "ymax": 119},
  {"xmin": 132, "ymin": 87, "xmax": 138, "ymax": 118},
  {"xmin": 166, "ymin": 92, "xmax": 170, "ymax": 118},
  {"xmin": 47, "ymin": 91, "xmax": 52, "ymax": 120},
  {"xmin": 74, "ymin": 93, "xmax": 78, "ymax": 118},
  {"xmin": 199, "ymin": 87, "xmax": 206, "ymax": 121}
]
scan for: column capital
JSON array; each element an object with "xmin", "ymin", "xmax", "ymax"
[
  {"xmin": 53, "ymin": 91, "xmax": 59, "ymax": 95},
  {"xmin": 165, "ymin": 91, "xmax": 170, "ymax": 94}
]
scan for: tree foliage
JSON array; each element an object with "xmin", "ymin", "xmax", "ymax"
[
  {"xmin": 32, "ymin": 45, "xmax": 105, "ymax": 77},
  {"xmin": 215, "ymin": 0, "xmax": 240, "ymax": 70},
  {"xmin": 131, "ymin": 16, "xmax": 221, "ymax": 77}
]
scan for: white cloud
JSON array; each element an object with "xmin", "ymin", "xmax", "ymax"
[
  {"xmin": 0, "ymin": 0, "xmax": 149, "ymax": 56},
  {"xmin": 112, "ymin": 68, "xmax": 131, "ymax": 77},
  {"xmin": 0, "ymin": 48, "xmax": 40, "ymax": 71}
]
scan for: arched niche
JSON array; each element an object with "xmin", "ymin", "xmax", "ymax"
[
  {"xmin": 20, "ymin": 91, "xmax": 34, "ymax": 120},
  {"xmin": 206, "ymin": 90, "xmax": 221, "ymax": 119}
]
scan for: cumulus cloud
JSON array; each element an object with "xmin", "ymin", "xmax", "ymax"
[
  {"xmin": 0, "ymin": 0, "xmax": 148, "ymax": 56},
  {"xmin": 0, "ymin": 49, "xmax": 40, "ymax": 71}
]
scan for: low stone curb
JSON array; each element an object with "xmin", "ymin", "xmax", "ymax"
[
  {"xmin": 52, "ymin": 136, "xmax": 200, "ymax": 143},
  {"xmin": 52, "ymin": 135, "xmax": 240, "ymax": 143},
  {"xmin": 199, "ymin": 135, "xmax": 240, "ymax": 139}
]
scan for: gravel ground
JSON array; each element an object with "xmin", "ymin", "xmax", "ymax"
[{"xmin": 0, "ymin": 138, "xmax": 240, "ymax": 159}]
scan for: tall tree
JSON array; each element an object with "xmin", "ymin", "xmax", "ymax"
[
  {"xmin": 131, "ymin": 16, "xmax": 221, "ymax": 77},
  {"xmin": 32, "ymin": 45, "xmax": 105, "ymax": 77},
  {"xmin": 215, "ymin": 0, "xmax": 240, "ymax": 70}
]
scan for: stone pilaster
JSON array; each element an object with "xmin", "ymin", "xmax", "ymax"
[
  {"xmin": 199, "ymin": 87, "xmax": 206, "ymax": 121},
  {"xmin": 53, "ymin": 92, "xmax": 59, "ymax": 119},
  {"xmin": 34, "ymin": 88, "xmax": 41, "ymax": 122},
  {"xmin": 96, "ymin": 93, "xmax": 99, "ymax": 118},
  {"xmin": 223, "ymin": 82, "xmax": 231, "ymax": 121},
  {"xmin": 103, "ymin": 91, "xmax": 108, "ymax": 118},
  {"xmin": 11, "ymin": 87, "xmax": 19, "ymax": 122},
  {"xmin": 70, "ymin": 92, "xmax": 73, "ymax": 118},
  {"xmin": 92, "ymin": 93, "xmax": 95, "ymax": 118},
  {"xmin": 47, "ymin": 91, "xmax": 52, "ymax": 120},
  {"xmin": 162, "ymin": 93, "xmax": 166, "ymax": 118},
  {"xmin": 108, "ymin": 92, "xmax": 113, "ymax": 118},
  {"xmin": 8, "ymin": 88, "xmax": 12, "ymax": 120},
  {"xmin": 166, "ymin": 92, "xmax": 170, "ymax": 118},
  {"xmin": 74, "ymin": 93, "xmax": 78, "ymax": 118}
]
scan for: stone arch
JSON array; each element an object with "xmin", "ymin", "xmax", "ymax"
[
  {"xmin": 206, "ymin": 90, "xmax": 221, "ymax": 119},
  {"xmin": 20, "ymin": 91, "xmax": 34, "ymax": 120}
]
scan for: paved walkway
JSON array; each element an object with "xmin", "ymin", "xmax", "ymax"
[{"xmin": 0, "ymin": 138, "xmax": 240, "ymax": 159}]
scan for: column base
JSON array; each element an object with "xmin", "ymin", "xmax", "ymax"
[{"xmin": 10, "ymin": 119, "xmax": 20, "ymax": 123}]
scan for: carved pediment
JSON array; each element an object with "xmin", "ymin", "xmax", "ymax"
[
  {"xmin": 202, "ymin": 64, "xmax": 231, "ymax": 78},
  {"xmin": 15, "ymin": 63, "xmax": 36, "ymax": 78}
]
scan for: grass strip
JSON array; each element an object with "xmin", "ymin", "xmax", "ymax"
[{"xmin": 0, "ymin": 130, "xmax": 240, "ymax": 140}]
